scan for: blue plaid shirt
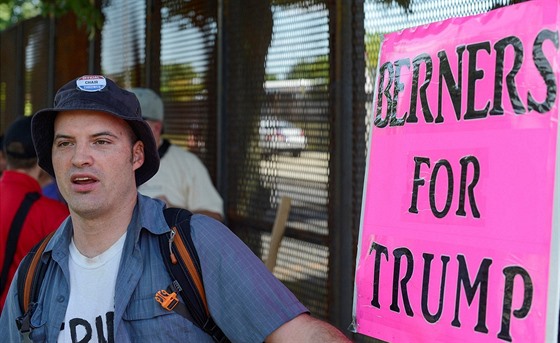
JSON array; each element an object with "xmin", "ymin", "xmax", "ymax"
[{"xmin": 0, "ymin": 194, "xmax": 308, "ymax": 342}]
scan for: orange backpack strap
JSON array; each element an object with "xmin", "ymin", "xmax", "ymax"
[
  {"xmin": 158, "ymin": 207, "xmax": 229, "ymax": 343},
  {"xmin": 15, "ymin": 230, "xmax": 55, "ymax": 335}
]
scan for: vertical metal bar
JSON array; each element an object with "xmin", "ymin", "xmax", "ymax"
[
  {"xmin": 48, "ymin": 15, "xmax": 55, "ymax": 103},
  {"xmin": 88, "ymin": 0, "xmax": 102, "ymax": 75},
  {"xmin": 329, "ymin": 0, "xmax": 355, "ymax": 333},
  {"xmin": 15, "ymin": 24, "xmax": 24, "ymax": 117},
  {"xmin": 216, "ymin": 0, "xmax": 228, "ymax": 223},
  {"xmin": 143, "ymin": 0, "xmax": 161, "ymax": 90},
  {"xmin": 145, "ymin": 0, "xmax": 153, "ymax": 87},
  {"xmin": 145, "ymin": 0, "xmax": 161, "ymax": 90},
  {"xmin": 88, "ymin": 31, "xmax": 96, "ymax": 74}
]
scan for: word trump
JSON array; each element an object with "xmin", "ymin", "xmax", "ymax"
[
  {"xmin": 374, "ymin": 29, "xmax": 558, "ymax": 128},
  {"xmin": 368, "ymin": 242, "xmax": 533, "ymax": 342}
]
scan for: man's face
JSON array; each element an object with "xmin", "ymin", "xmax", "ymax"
[{"xmin": 51, "ymin": 110, "xmax": 144, "ymax": 218}]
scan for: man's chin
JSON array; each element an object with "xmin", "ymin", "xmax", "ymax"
[{"xmin": 67, "ymin": 200, "xmax": 104, "ymax": 219}]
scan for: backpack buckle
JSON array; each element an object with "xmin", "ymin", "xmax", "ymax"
[
  {"xmin": 155, "ymin": 289, "xmax": 179, "ymax": 311},
  {"xmin": 16, "ymin": 302, "xmax": 37, "ymax": 335}
]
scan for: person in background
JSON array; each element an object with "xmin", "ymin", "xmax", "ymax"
[
  {"xmin": 0, "ymin": 116, "xmax": 69, "ymax": 310},
  {"xmin": 129, "ymin": 88, "xmax": 224, "ymax": 222},
  {"xmin": 0, "ymin": 135, "xmax": 6, "ymax": 176},
  {"xmin": 0, "ymin": 75, "xmax": 351, "ymax": 342},
  {"xmin": 38, "ymin": 170, "xmax": 66, "ymax": 205}
]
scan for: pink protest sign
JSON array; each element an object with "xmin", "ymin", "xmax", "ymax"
[{"xmin": 352, "ymin": 1, "xmax": 560, "ymax": 342}]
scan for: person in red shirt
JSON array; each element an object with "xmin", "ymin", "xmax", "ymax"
[{"xmin": 0, "ymin": 116, "xmax": 69, "ymax": 310}]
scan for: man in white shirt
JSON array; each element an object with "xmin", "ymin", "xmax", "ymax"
[{"xmin": 129, "ymin": 88, "xmax": 224, "ymax": 221}]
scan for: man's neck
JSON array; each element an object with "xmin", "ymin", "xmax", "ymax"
[{"xmin": 70, "ymin": 197, "xmax": 136, "ymax": 258}]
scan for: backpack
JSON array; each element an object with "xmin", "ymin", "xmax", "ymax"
[{"xmin": 15, "ymin": 207, "xmax": 230, "ymax": 343}]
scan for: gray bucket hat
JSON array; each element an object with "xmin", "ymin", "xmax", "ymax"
[
  {"xmin": 31, "ymin": 75, "xmax": 159, "ymax": 186},
  {"xmin": 128, "ymin": 88, "xmax": 164, "ymax": 122}
]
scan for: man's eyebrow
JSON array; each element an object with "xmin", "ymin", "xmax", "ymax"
[
  {"xmin": 92, "ymin": 131, "xmax": 119, "ymax": 139},
  {"xmin": 53, "ymin": 131, "xmax": 120, "ymax": 140},
  {"xmin": 53, "ymin": 133, "xmax": 73, "ymax": 140}
]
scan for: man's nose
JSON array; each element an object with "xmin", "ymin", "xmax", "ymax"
[{"xmin": 71, "ymin": 143, "xmax": 93, "ymax": 167}]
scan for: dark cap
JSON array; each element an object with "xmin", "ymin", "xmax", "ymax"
[
  {"xmin": 4, "ymin": 116, "xmax": 37, "ymax": 159},
  {"xmin": 31, "ymin": 75, "xmax": 159, "ymax": 186}
]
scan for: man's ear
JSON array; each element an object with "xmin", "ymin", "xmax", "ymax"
[{"xmin": 132, "ymin": 140, "xmax": 145, "ymax": 171}]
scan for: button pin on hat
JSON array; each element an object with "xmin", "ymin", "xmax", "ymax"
[{"xmin": 75, "ymin": 75, "xmax": 108, "ymax": 92}]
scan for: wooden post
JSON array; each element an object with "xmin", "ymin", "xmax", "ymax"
[{"xmin": 265, "ymin": 196, "xmax": 291, "ymax": 272}]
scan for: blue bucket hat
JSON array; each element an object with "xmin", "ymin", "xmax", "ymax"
[{"xmin": 31, "ymin": 75, "xmax": 159, "ymax": 186}]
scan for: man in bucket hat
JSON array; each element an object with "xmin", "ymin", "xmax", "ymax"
[{"xmin": 0, "ymin": 75, "xmax": 350, "ymax": 342}]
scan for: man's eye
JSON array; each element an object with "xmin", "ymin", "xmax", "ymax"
[
  {"xmin": 56, "ymin": 141, "xmax": 72, "ymax": 147},
  {"xmin": 95, "ymin": 140, "xmax": 110, "ymax": 145}
]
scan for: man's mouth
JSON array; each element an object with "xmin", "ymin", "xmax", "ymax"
[{"xmin": 72, "ymin": 176, "xmax": 97, "ymax": 185}]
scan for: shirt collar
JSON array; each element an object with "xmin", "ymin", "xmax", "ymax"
[{"xmin": 45, "ymin": 194, "xmax": 168, "ymax": 256}]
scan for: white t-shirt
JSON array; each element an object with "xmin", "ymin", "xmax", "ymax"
[
  {"xmin": 58, "ymin": 233, "xmax": 127, "ymax": 343},
  {"xmin": 138, "ymin": 144, "xmax": 223, "ymax": 216}
]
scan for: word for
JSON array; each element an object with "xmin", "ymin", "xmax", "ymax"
[
  {"xmin": 374, "ymin": 29, "xmax": 558, "ymax": 128},
  {"xmin": 369, "ymin": 242, "xmax": 533, "ymax": 342},
  {"xmin": 409, "ymin": 155, "xmax": 480, "ymax": 218}
]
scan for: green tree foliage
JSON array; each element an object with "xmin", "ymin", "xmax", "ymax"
[
  {"xmin": 365, "ymin": 33, "xmax": 381, "ymax": 69},
  {"xmin": 0, "ymin": 0, "xmax": 414, "ymax": 35},
  {"xmin": 0, "ymin": 0, "xmax": 103, "ymax": 38},
  {"xmin": 0, "ymin": 0, "xmax": 41, "ymax": 30},
  {"xmin": 286, "ymin": 55, "xmax": 328, "ymax": 80},
  {"xmin": 160, "ymin": 63, "xmax": 205, "ymax": 100}
]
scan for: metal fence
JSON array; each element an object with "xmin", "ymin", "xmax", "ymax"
[{"xmin": 0, "ymin": 0, "xmax": 519, "ymax": 340}]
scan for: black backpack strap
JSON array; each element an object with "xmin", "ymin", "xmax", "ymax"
[
  {"xmin": 0, "ymin": 192, "xmax": 40, "ymax": 295},
  {"xmin": 15, "ymin": 230, "xmax": 55, "ymax": 336},
  {"xmin": 157, "ymin": 208, "xmax": 230, "ymax": 343}
]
